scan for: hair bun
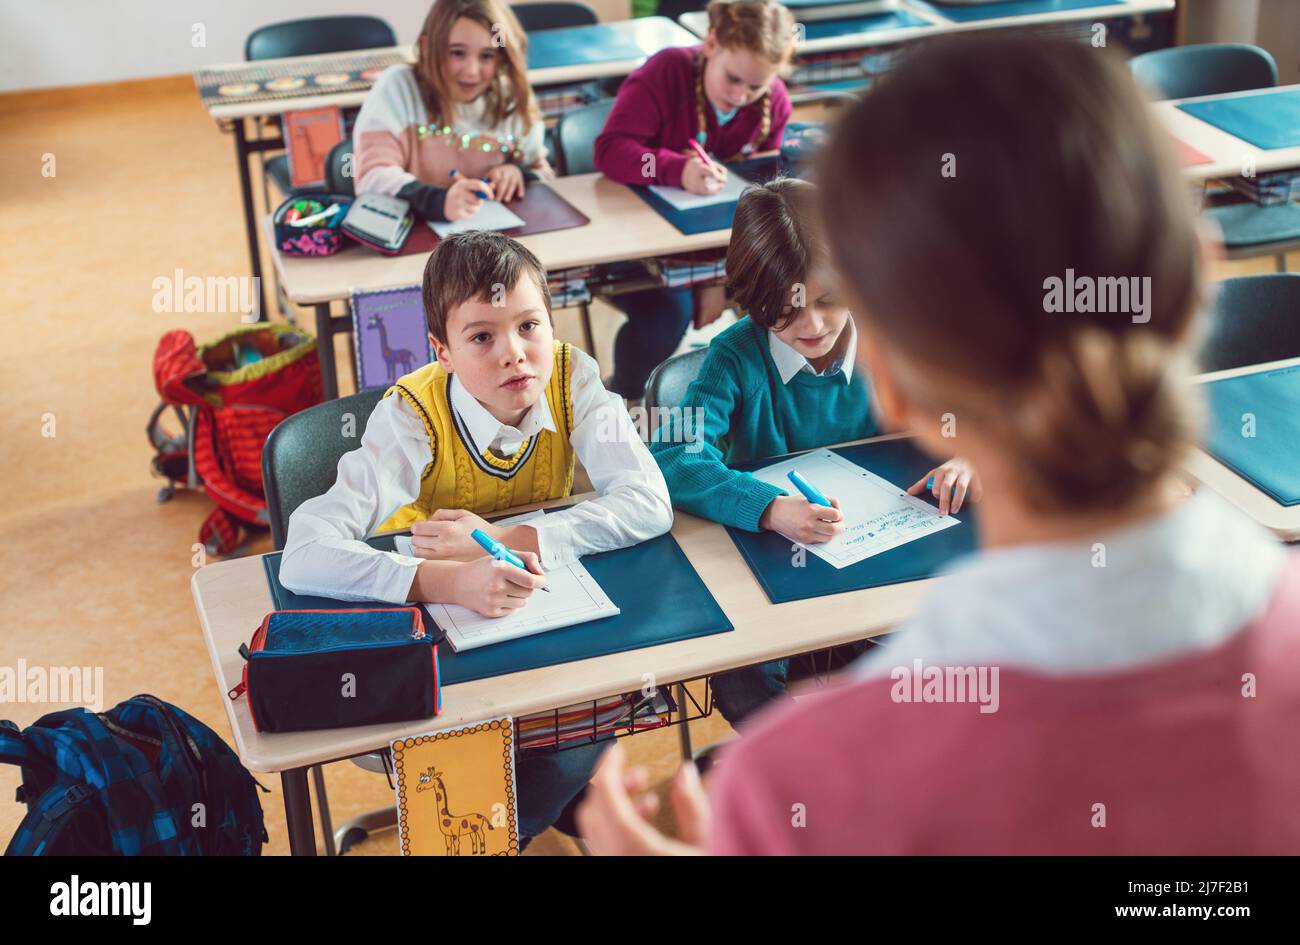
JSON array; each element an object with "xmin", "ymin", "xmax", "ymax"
[{"xmin": 1008, "ymin": 327, "xmax": 1201, "ymax": 511}]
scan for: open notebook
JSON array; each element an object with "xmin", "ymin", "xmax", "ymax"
[
  {"xmin": 395, "ymin": 510, "xmax": 620, "ymax": 651},
  {"xmin": 749, "ymin": 448, "xmax": 960, "ymax": 569}
]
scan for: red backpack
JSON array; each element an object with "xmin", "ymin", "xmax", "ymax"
[{"xmin": 149, "ymin": 324, "xmax": 322, "ymax": 556}]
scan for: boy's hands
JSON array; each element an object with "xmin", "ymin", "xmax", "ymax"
[
  {"xmin": 759, "ymin": 494, "xmax": 844, "ymax": 544},
  {"xmin": 445, "ymin": 176, "xmax": 495, "ymax": 220},
  {"xmin": 908, "ymin": 456, "xmax": 982, "ymax": 515},
  {"xmin": 681, "ymin": 155, "xmax": 726, "ymax": 195},
  {"xmin": 449, "ymin": 552, "xmax": 547, "ymax": 618},
  {"xmin": 409, "ymin": 509, "xmax": 495, "ymax": 561}
]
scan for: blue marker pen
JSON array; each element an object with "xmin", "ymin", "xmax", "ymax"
[
  {"xmin": 787, "ymin": 469, "xmax": 830, "ymax": 507},
  {"xmin": 470, "ymin": 529, "xmax": 549, "ymax": 591},
  {"xmin": 926, "ymin": 476, "xmax": 935, "ymax": 491},
  {"xmin": 449, "ymin": 168, "xmax": 490, "ymax": 200}
]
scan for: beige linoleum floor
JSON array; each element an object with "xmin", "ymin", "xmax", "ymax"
[{"xmin": 0, "ymin": 76, "xmax": 1287, "ymax": 855}]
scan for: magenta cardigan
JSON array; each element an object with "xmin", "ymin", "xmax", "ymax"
[{"xmin": 594, "ymin": 46, "xmax": 792, "ymax": 188}]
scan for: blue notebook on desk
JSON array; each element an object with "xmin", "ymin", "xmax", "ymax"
[
  {"xmin": 261, "ymin": 531, "xmax": 732, "ymax": 685},
  {"xmin": 1178, "ymin": 89, "xmax": 1300, "ymax": 151},
  {"xmin": 910, "ymin": 0, "xmax": 1122, "ymax": 22},
  {"xmin": 631, "ymin": 156, "xmax": 782, "ymax": 235},
  {"xmin": 1203, "ymin": 365, "xmax": 1300, "ymax": 507},
  {"xmin": 725, "ymin": 439, "xmax": 978, "ymax": 604}
]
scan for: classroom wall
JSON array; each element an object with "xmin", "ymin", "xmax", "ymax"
[
  {"xmin": 0, "ymin": 0, "xmax": 632, "ymax": 93},
  {"xmin": 1182, "ymin": 0, "xmax": 1300, "ymax": 84}
]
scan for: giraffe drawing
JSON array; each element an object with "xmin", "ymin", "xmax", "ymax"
[
  {"xmin": 367, "ymin": 312, "xmax": 418, "ymax": 384},
  {"xmin": 428, "ymin": 767, "xmax": 493, "ymax": 855}
]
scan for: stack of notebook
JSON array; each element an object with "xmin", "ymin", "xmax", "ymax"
[
  {"xmin": 517, "ymin": 690, "xmax": 675, "ymax": 749},
  {"xmin": 649, "ymin": 251, "xmax": 728, "ymax": 288}
]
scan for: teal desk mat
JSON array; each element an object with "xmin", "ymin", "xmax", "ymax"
[
  {"xmin": 801, "ymin": 10, "xmax": 931, "ymax": 40},
  {"xmin": 527, "ymin": 17, "xmax": 693, "ymax": 70},
  {"xmin": 725, "ymin": 438, "xmax": 978, "ymax": 604},
  {"xmin": 1178, "ymin": 89, "xmax": 1300, "ymax": 151},
  {"xmin": 631, "ymin": 155, "xmax": 782, "ymax": 235},
  {"xmin": 263, "ymin": 530, "xmax": 732, "ymax": 684},
  {"xmin": 1203, "ymin": 365, "xmax": 1300, "ymax": 506},
  {"xmin": 910, "ymin": 0, "xmax": 1122, "ymax": 22}
]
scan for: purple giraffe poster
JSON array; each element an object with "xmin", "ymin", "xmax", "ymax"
[{"xmin": 351, "ymin": 284, "xmax": 434, "ymax": 392}]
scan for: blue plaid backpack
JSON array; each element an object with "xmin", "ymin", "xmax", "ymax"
[{"xmin": 1, "ymin": 694, "xmax": 268, "ymax": 856}]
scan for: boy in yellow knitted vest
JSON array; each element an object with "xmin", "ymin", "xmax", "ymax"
[
  {"xmin": 281, "ymin": 231, "xmax": 672, "ymax": 618},
  {"xmin": 280, "ymin": 232, "xmax": 673, "ymax": 842}
]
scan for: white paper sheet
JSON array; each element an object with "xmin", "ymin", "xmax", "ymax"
[
  {"xmin": 750, "ymin": 448, "xmax": 960, "ymax": 569},
  {"xmin": 397, "ymin": 510, "xmax": 619, "ymax": 650},
  {"xmin": 428, "ymin": 200, "xmax": 526, "ymax": 237},
  {"xmin": 648, "ymin": 169, "xmax": 750, "ymax": 211}
]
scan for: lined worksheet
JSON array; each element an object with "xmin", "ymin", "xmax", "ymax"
[
  {"xmin": 750, "ymin": 448, "xmax": 960, "ymax": 569},
  {"xmin": 428, "ymin": 200, "xmax": 526, "ymax": 237},
  {"xmin": 648, "ymin": 170, "xmax": 750, "ymax": 211},
  {"xmin": 397, "ymin": 510, "xmax": 619, "ymax": 650}
]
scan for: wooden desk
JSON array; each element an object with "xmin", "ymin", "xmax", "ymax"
[
  {"xmin": 1187, "ymin": 355, "xmax": 1300, "ymax": 543},
  {"xmin": 1153, "ymin": 85, "xmax": 1300, "ymax": 184},
  {"xmin": 191, "ymin": 434, "xmax": 934, "ymax": 854},
  {"xmin": 272, "ymin": 172, "xmax": 732, "ymax": 399}
]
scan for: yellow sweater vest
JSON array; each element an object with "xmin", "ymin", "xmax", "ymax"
[{"xmin": 377, "ymin": 342, "xmax": 576, "ymax": 534}]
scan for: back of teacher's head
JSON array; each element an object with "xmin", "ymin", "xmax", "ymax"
[{"xmin": 822, "ymin": 33, "xmax": 1206, "ymax": 514}]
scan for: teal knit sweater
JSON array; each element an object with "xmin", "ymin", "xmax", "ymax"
[{"xmin": 651, "ymin": 317, "xmax": 878, "ymax": 531}]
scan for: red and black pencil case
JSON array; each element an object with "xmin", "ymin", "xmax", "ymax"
[{"xmin": 229, "ymin": 608, "xmax": 440, "ymax": 733}]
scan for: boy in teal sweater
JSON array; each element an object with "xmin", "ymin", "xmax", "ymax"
[{"xmin": 652, "ymin": 179, "xmax": 980, "ymax": 726}]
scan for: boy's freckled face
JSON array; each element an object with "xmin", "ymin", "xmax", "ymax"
[
  {"xmin": 432, "ymin": 278, "xmax": 554, "ymax": 426},
  {"xmin": 773, "ymin": 273, "xmax": 851, "ymax": 364}
]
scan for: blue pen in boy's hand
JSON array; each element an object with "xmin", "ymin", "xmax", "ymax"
[
  {"xmin": 787, "ymin": 469, "xmax": 830, "ymax": 507},
  {"xmin": 927, "ymin": 476, "xmax": 935, "ymax": 491},
  {"xmin": 470, "ymin": 529, "xmax": 549, "ymax": 591}
]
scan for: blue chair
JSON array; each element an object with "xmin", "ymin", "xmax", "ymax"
[
  {"xmin": 246, "ymin": 16, "xmax": 398, "ymax": 202},
  {"xmin": 1129, "ymin": 43, "xmax": 1300, "ymax": 272},
  {"xmin": 1201, "ymin": 273, "xmax": 1300, "ymax": 373},
  {"xmin": 262, "ymin": 387, "xmax": 393, "ymax": 854},
  {"xmin": 555, "ymin": 98, "xmax": 615, "ymax": 177},
  {"xmin": 510, "ymin": 2, "xmax": 598, "ymax": 31},
  {"xmin": 643, "ymin": 347, "xmax": 708, "ymax": 415}
]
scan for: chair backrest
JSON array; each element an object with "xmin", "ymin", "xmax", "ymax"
[
  {"xmin": 1201, "ymin": 273, "xmax": 1300, "ymax": 374},
  {"xmin": 556, "ymin": 98, "xmax": 616, "ymax": 176},
  {"xmin": 510, "ymin": 2, "xmax": 598, "ymax": 32},
  {"xmin": 326, "ymin": 138, "xmax": 355, "ymax": 196},
  {"xmin": 262, "ymin": 388, "xmax": 386, "ymax": 549},
  {"xmin": 245, "ymin": 15, "xmax": 398, "ymax": 61},
  {"xmin": 644, "ymin": 347, "xmax": 709, "ymax": 414},
  {"xmin": 1129, "ymin": 43, "xmax": 1278, "ymax": 101}
]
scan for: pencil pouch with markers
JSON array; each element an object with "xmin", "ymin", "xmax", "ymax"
[{"xmin": 228, "ymin": 608, "xmax": 440, "ymax": 733}]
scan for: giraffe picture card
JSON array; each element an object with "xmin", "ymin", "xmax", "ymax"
[
  {"xmin": 351, "ymin": 285, "xmax": 434, "ymax": 392},
  {"xmin": 391, "ymin": 716, "xmax": 520, "ymax": 856}
]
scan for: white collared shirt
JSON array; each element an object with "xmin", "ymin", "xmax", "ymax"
[
  {"xmin": 853, "ymin": 489, "xmax": 1287, "ymax": 678},
  {"xmin": 768, "ymin": 317, "xmax": 857, "ymax": 386},
  {"xmin": 279, "ymin": 347, "xmax": 673, "ymax": 604}
]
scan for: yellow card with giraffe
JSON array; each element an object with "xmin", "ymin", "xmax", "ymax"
[{"xmin": 391, "ymin": 716, "xmax": 520, "ymax": 856}]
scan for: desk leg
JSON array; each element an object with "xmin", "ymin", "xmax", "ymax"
[
  {"xmin": 232, "ymin": 118, "xmax": 269, "ymax": 322},
  {"xmin": 676, "ymin": 682, "xmax": 693, "ymax": 761},
  {"xmin": 282, "ymin": 767, "xmax": 318, "ymax": 856},
  {"xmin": 315, "ymin": 302, "xmax": 338, "ymax": 401}
]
